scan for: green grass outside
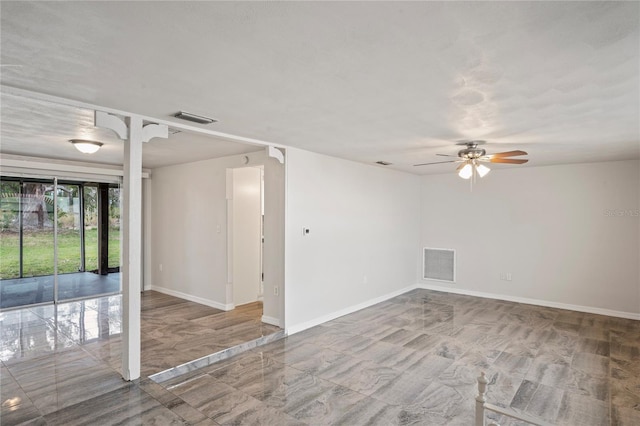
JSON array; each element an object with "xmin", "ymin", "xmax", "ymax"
[{"xmin": 0, "ymin": 227, "xmax": 120, "ymax": 279}]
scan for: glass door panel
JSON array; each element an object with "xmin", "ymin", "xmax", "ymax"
[
  {"xmin": 56, "ymin": 184, "xmax": 82, "ymax": 275},
  {"xmin": 13, "ymin": 181, "xmax": 55, "ymax": 307},
  {"xmin": 108, "ymin": 186, "xmax": 120, "ymax": 271},
  {"xmin": 56, "ymin": 183, "xmax": 82, "ymax": 302},
  {"xmin": 83, "ymin": 185, "xmax": 99, "ymax": 272},
  {"xmin": 0, "ymin": 179, "xmax": 21, "ymax": 280}
]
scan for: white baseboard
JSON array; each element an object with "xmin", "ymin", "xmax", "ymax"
[
  {"xmin": 149, "ymin": 286, "xmax": 234, "ymax": 311},
  {"xmin": 285, "ymin": 284, "xmax": 417, "ymax": 335},
  {"xmin": 261, "ymin": 315, "xmax": 281, "ymax": 327},
  {"xmin": 418, "ymin": 282, "xmax": 640, "ymax": 321}
]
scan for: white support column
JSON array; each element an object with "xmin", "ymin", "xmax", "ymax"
[
  {"xmin": 122, "ymin": 115, "xmax": 143, "ymax": 381},
  {"xmin": 95, "ymin": 111, "xmax": 167, "ymax": 381}
]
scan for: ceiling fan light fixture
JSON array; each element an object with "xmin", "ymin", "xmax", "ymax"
[
  {"xmin": 458, "ymin": 163, "xmax": 473, "ymax": 179},
  {"xmin": 70, "ymin": 139, "xmax": 103, "ymax": 154},
  {"xmin": 476, "ymin": 163, "xmax": 491, "ymax": 178}
]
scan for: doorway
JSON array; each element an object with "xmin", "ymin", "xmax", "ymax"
[{"xmin": 231, "ymin": 166, "xmax": 263, "ymax": 307}]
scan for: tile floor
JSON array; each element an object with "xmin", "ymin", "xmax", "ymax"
[
  {"xmin": 2, "ymin": 288, "xmax": 639, "ymax": 425},
  {"xmin": 1, "ymin": 291, "xmax": 280, "ymax": 424}
]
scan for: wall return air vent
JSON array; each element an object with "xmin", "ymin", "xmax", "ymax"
[{"xmin": 423, "ymin": 247, "xmax": 455, "ymax": 283}]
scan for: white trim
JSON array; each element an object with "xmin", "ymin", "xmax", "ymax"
[
  {"xmin": 285, "ymin": 284, "xmax": 417, "ymax": 335},
  {"xmin": 0, "ymin": 154, "xmax": 150, "ymax": 179},
  {"xmin": 149, "ymin": 285, "xmax": 234, "ymax": 311},
  {"xmin": 261, "ymin": 315, "xmax": 281, "ymax": 327},
  {"xmin": 418, "ymin": 283, "xmax": 640, "ymax": 321}
]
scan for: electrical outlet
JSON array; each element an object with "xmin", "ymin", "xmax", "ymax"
[
  {"xmin": 363, "ymin": 275, "xmax": 368, "ymax": 284},
  {"xmin": 274, "ymin": 286, "xmax": 279, "ymax": 296},
  {"xmin": 159, "ymin": 264, "xmax": 163, "ymax": 272},
  {"xmin": 506, "ymin": 273, "xmax": 512, "ymax": 281}
]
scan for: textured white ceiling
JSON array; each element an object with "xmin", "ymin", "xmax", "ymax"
[
  {"xmin": 1, "ymin": 1, "xmax": 638, "ymax": 173},
  {"xmin": 0, "ymin": 92, "xmax": 260, "ymax": 168}
]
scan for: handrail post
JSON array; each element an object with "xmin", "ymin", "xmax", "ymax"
[{"xmin": 476, "ymin": 372, "xmax": 488, "ymax": 426}]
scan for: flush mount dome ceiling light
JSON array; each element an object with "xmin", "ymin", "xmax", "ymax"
[{"xmin": 70, "ymin": 139, "xmax": 103, "ymax": 154}]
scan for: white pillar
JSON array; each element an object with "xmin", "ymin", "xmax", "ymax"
[
  {"xmin": 95, "ymin": 111, "xmax": 167, "ymax": 382},
  {"xmin": 122, "ymin": 116, "xmax": 143, "ymax": 380}
]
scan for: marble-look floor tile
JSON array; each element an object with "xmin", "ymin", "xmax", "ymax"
[
  {"xmin": 1, "ymin": 322, "xmax": 77, "ymax": 363},
  {"xmin": 371, "ymin": 370, "xmax": 437, "ymax": 406},
  {"xmin": 572, "ymin": 352, "xmax": 609, "ymax": 377},
  {"xmin": 610, "ymin": 378, "xmax": 640, "ymax": 411},
  {"xmin": 42, "ymin": 384, "xmax": 185, "ymax": 425},
  {"xmin": 611, "ymin": 356, "xmax": 640, "ymax": 381},
  {"xmin": 612, "ymin": 404, "xmax": 640, "ymax": 426},
  {"xmin": 411, "ymin": 380, "xmax": 471, "ymax": 419},
  {"xmin": 542, "ymin": 330, "xmax": 579, "ymax": 359},
  {"xmin": 484, "ymin": 371, "xmax": 523, "ymax": 410},
  {"xmin": 0, "ymin": 400, "xmax": 43, "ymax": 425},
  {"xmin": 577, "ymin": 337, "xmax": 610, "ymax": 356},
  {"xmin": 554, "ymin": 310, "xmax": 584, "ymax": 325},
  {"xmin": 2, "ymin": 288, "xmax": 638, "ymax": 425},
  {"xmin": 564, "ymin": 369, "xmax": 609, "ymax": 401},
  {"xmin": 379, "ymin": 328, "xmax": 424, "ymax": 346},
  {"xmin": 316, "ymin": 355, "xmax": 400, "ymax": 397},
  {"xmin": 578, "ymin": 324, "xmax": 609, "ymax": 341},
  {"xmin": 5, "ymin": 348, "xmax": 128, "ymax": 415},
  {"xmin": 437, "ymin": 361, "xmax": 487, "ymax": 398},
  {"xmin": 511, "ymin": 380, "xmax": 564, "ymax": 423},
  {"xmin": 404, "ymin": 353, "xmax": 454, "ymax": 379},
  {"xmin": 332, "ymin": 396, "xmax": 406, "ymax": 425},
  {"xmin": 555, "ymin": 392, "xmax": 609, "ymax": 426},
  {"xmin": 524, "ymin": 358, "xmax": 571, "ymax": 388},
  {"xmin": 289, "ymin": 346, "xmax": 349, "ymax": 376},
  {"xmin": 402, "ymin": 333, "xmax": 444, "ymax": 352},
  {"xmin": 240, "ymin": 365, "xmax": 329, "ymax": 409},
  {"xmin": 493, "ymin": 351, "xmax": 533, "ymax": 377},
  {"xmin": 286, "ymin": 383, "xmax": 366, "ymax": 424}
]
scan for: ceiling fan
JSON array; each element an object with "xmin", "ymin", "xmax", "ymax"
[{"xmin": 414, "ymin": 141, "xmax": 528, "ymax": 180}]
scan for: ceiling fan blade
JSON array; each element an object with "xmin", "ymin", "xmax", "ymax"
[
  {"xmin": 489, "ymin": 158, "xmax": 528, "ymax": 164},
  {"xmin": 489, "ymin": 150, "xmax": 528, "ymax": 158},
  {"xmin": 436, "ymin": 153, "xmax": 459, "ymax": 158},
  {"xmin": 413, "ymin": 160, "xmax": 458, "ymax": 167}
]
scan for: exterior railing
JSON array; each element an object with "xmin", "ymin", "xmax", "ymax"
[{"xmin": 475, "ymin": 372, "xmax": 555, "ymax": 426}]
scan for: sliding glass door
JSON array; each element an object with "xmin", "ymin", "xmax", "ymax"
[{"xmin": 0, "ymin": 176, "xmax": 121, "ymax": 309}]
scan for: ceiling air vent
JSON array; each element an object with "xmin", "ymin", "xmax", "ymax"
[
  {"xmin": 376, "ymin": 161, "xmax": 392, "ymax": 166},
  {"xmin": 173, "ymin": 111, "xmax": 217, "ymax": 125}
]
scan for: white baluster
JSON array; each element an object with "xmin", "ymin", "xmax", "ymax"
[{"xmin": 476, "ymin": 371, "xmax": 489, "ymax": 426}]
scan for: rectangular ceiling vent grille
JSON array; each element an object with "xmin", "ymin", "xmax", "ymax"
[{"xmin": 423, "ymin": 247, "xmax": 455, "ymax": 283}]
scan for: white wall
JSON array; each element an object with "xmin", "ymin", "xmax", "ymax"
[
  {"xmin": 150, "ymin": 150, "xmax": 284, "ymax": 315},
  {"xmin": 232, "ymin": 167, "xmax": 262, "ymax": 306},
  {"xmin": 262, "ymin": 154, "xmax": 286, "ymax": 326},
  {"xmin": 285, "ymin": 148, "xmax": 422, "ymax": 333},
  {"xmin": 420, "ymin": 160, "xmax": 640, "ymax": 317}
]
